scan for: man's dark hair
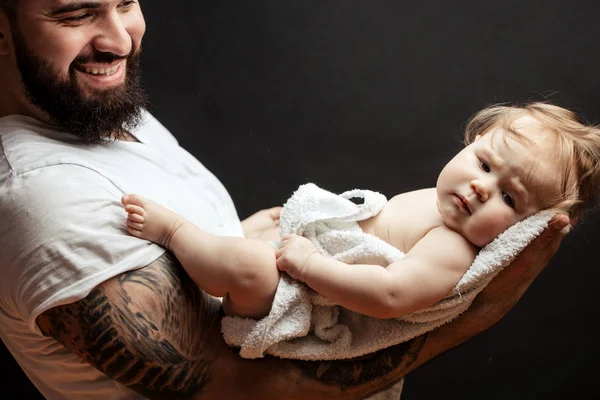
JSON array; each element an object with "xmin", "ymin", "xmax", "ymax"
[
  {"xmin": 0, "ymin": 0, "xmax": 18, "ymax": 9},
  {"xmin": 0, "ymin": 0, "xmax": 18, "ymax": 25}
]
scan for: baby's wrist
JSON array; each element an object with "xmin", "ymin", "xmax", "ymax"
[{"xmin": 299, "ymin": 252, "xmax": 321, "ymax": 282}]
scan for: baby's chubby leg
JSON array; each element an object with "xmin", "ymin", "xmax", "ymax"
[{"xmin": 121, "ymin": 194, "xmax": 280, "ymax": 319}]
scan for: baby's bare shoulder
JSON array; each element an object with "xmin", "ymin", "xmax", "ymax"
[
  {"xmin": 377, "ymin": 188, "xmax": 443, "ymax": 251},
  {"xmin": 388, "ymin": 187, "xmax": 436, "ymax": 204},
  {"xmin": 412, "ymin": 225, "xmax": 478, "ymax": 274},
  {"xmin": 385, "ymin": 188, "xmax": 438, "ymax": 218}
]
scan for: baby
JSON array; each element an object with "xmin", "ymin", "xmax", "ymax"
[{"xmin": 121, "ymin": 102, "xmax": 600, "ymax": 320}]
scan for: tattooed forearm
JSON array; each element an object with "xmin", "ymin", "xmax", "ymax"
[
  {"xmin": 37, "ymin": 252, "xmax": 223, "ymax": 399},
  {"xmin": 37, "ymin": 251, "xmax": 431, "ymax": 399},
  {"xmin": 294, "ymin": 335, "xmax": 426, "ymax": 388}
]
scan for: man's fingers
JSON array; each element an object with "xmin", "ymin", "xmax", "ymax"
[
  {"xmin": 547, "ymin": 213, "xmax": 570, "ymax": 237},
  {"xmin": 537, "ymin": 215, "xmax": 569, "ymax": 267},
  {"xmin": 531, "ymin": 214, "xmax": 570, "ymax": 252},
  {"xmin": 483, "ymin": 214, "xmax": 569, "ymax": 297}
]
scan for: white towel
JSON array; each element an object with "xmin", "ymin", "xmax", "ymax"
[{"xmin": 221, "ymin": 183, "xmax": 555, "ymax": 360}]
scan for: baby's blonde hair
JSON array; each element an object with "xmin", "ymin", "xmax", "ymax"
[{"xmin": 463, "ymin": 102, "xmax": 600, "ymax": 222}]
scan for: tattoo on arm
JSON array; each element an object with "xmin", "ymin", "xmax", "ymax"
[
  {"xmin": 294, "ymin": 336, "xmax": 425, "ymax": 388},
  {"xmin": 38, "ymin": 252, "xmax": 428, "ymax": 399},
  {"xmin": 38, "ymin": 252, "xmax": 222, "ymax": 399}
]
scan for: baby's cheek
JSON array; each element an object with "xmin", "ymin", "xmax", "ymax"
[
  {"xmin": 466, "ymin": 225, "xmax": 497, "ymax": 248},
  {"xmin": 467, "ymin": 214, "xmax": 513, "ymax": 247}
]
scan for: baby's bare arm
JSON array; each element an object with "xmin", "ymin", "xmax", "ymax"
[{"xmin": 278, "ymin": 227, "xmax": 476, "ymax": 319}]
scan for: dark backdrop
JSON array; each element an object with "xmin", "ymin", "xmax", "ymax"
[{"xmin": 2, "ymin": 1, "xmax": 599, "ymax": 398}]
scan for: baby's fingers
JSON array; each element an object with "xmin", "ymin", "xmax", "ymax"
[{"xmin": 279, "ymin": 233, "xmax": 297, "ymax": 244}]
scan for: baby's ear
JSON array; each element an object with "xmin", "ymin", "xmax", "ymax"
[{"xmin": 473, "ymin": 135, "xmax": 482, "ymax": 141}]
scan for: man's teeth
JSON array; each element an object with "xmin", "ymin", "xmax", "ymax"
[{"xmin": 82, "ymin": 64, "xmax": 119, "ymax": 76}]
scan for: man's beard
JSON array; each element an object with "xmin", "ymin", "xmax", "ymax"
[{"xmin": 13, "ymin": 28, "xmax": 148, "ymax": 144}]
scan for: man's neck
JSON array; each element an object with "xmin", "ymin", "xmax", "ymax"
[{"xmin": 0, "ymin": 80, "xmax": 48, "ymax": 122}]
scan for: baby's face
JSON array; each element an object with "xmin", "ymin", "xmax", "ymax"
[{"xmin": 436, "ymin": 116, "xmax": 563, "ymax": 247}]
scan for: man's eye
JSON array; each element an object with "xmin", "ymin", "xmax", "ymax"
[
  {"xmin": 121, "ymin": 0, "xmax": 138, "ymax": 7},
  {"xmin": 480, "ymin": 160, "xmax": 491, "ymax": 172},
  {"xmin": 62, "ymin": 13, "xmax": 90, "ymax": 22},
  {"xmin": 502, "ymin": 192, "xmax": 515, "ymax": 208}
]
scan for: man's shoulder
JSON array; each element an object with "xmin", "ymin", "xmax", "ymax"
[
  {"xmin": 0, "ymin": 111, "xmax": 168, "ymax": 173},
  {"xmin": 134, "ymin": 110, "xmax": 180, "ymax": 146},
  {"xmin": 0, "ymin": 116, "xmax": 91, "ymax": 176},
  {"xmin": 0, "ymin": 158, "xmax": 122, "ymax": 235}
]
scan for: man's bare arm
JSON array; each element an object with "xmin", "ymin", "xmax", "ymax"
[
  {"xmin": 35, "ymin": 252, "xmax": 426, "ymax": 399},
  {"xmin": 36, "ymin": 252, "xmax": 223, "ymax": 398},
  {"xmin": 36, "ymin": 215, "xmax": 568, "ymax": 399}
]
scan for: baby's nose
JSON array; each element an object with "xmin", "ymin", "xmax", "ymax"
[{"xmin": 471, "ymin": 179, "xmax": 490, "ymax": 201}]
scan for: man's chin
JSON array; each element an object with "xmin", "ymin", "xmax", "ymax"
[
  {"xmin": 78, "ymin": 85, "xmax": 127, "ymax": 102},
  {"xmin": 75, "ymin": 77, "xmax": 128, "ymax": 100}
]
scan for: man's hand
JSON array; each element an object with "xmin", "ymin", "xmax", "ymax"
[
  {"xmin": 427, "ymin": 214, "xmax": 570, "ymax": 346},
  {"xmin": 469, "ymin": 214, "xmax": 570, "ymax": 323},
  {"xmin": 241, "ymin": 206, "xmax": 282, "ymax": 241}
]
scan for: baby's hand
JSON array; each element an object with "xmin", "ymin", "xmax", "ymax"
[{"xmin": 275, "ymin": 234, "xmax": 319, "ymax": 281}]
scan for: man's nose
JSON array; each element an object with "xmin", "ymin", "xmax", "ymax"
[
  {"xmin": 92, "ymin": 12, "xmax": 132, "ymax": 57},
  {"xmin": 470, "ymin": 179, "xmax": 490, "ymax": 201}
]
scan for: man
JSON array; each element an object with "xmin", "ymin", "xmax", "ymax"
[{"xmin": 0, "ymin": 1, "xmax": 568, "ymax": 399}]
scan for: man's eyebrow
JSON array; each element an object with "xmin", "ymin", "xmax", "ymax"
[{"xmin": 47, "ymin": 2, "xmax": 104, "ymax": 17}]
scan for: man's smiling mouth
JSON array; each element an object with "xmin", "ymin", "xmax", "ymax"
[{"xmin": 75, "ymin": 62, "xmax": 122, "ymax": 76}]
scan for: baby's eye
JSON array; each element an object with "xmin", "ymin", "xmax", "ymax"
[
  {"xmin": 502, "ymin": 192, "xmax": 515, "ymax": 208},
  {"xmin": 480, "ymin": 160, "xmax": 491, "ymax": 172}
]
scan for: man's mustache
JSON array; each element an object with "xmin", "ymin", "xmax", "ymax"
[{"xmin": 73, "ymin": 50, "xmax": 131, "ymax": 66}]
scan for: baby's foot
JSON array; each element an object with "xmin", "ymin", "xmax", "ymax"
[{"xmin": 121, "ymin": 194, "xmax": 185, "ymax": 249}]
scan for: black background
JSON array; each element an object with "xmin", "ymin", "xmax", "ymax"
[{"xmin": 2, "ymin": 1, "xmax": 599, "ymax": 398}]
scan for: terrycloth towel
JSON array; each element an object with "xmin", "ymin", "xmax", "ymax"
[{"xmin": 221, "ymin": 183, "xmax": 556, "ymax": 360}]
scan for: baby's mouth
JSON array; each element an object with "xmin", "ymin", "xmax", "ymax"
[{"xmin": 456, "ymin": 194, "xmax": 472, "ymax": 215}]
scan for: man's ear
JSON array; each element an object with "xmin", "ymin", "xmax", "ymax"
[{"xmin": 0, "ymin": 12, "xmax": 13, "ymax": 56}]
